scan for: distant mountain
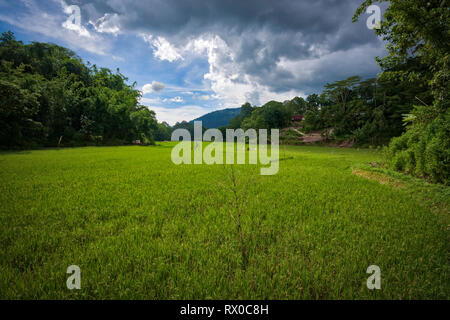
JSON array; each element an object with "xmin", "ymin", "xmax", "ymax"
[{"xmin": 191, "ymin": 107, "xmax": 242, "ymax": 128}]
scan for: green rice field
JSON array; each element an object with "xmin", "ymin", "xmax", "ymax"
[{"xmin": 0, "ymin": 143, "xmax": 448, "ymax": 299}]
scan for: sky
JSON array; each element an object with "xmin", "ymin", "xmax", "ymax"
[{"xmin": 0, "ymin": 0, "xmax": 386, "ymax": 125}]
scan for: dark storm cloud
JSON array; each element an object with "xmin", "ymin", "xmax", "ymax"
[
  {"xmin": 80, "ymin": 0, "xmax": 375, "ymax": 40},
  {"xmin": 76, "ymin": 0, "xmax": 385, "ymax": 94}
]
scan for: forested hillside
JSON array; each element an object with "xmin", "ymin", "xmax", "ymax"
[
  {"xmin": 0, "ymin": 31, "xmax": 170, "ymax": 148},
  {"xmin": 225, "ymin": 73, "xmax": 430, "ymax": 146},
  {"xmin": 191, "ymin": 107, "xmax": 241, "ymax": 128}
]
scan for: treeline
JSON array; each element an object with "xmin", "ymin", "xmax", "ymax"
[
  {"xmin": 223, "ymin": 73, "xmax": 430, "ymax": 146},
  {"xmin": 0, "ymin": 31, "xmax": 171, "ymax": 148}
]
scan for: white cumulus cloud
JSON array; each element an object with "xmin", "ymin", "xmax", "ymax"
[
  {"xmin": 142, "ymin": 81, "xmax": 165, "ymax": 94},
  {"xmin": 142, "ymin": 34, "xmax": 183, "ymax": 62}
]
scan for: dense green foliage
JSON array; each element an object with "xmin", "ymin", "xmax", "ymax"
[
  {"xmin": 227, "ymin": 99, "xmax": 307, "ymax": 131},
  {"xmin": 1, "ymin": 144, "xmax": 448, "ymax": 299},
  {"xmin": 305, "ymin": 75, "xmax": 431, "ymax": 145},
  {"xmin": 354, "ymin": 0, "xmax": 449, "ymax": 184},
  {"xmin": 226, "ymin": 73, "xmax": 428, "ymax": 146},
  {"xmin": 385, "ymin": 108, "xmax": 450, "ymax": 184},
  {"xmin": 0, "ymin": 31, "xmax": 161, "ymax": 148}
]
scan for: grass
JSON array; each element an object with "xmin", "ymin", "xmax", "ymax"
[{"xmin": 0, "ymin": 143, "xmax": 448, "ymax": 299}]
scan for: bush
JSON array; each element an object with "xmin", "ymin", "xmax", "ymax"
[{"xmin": 385, "ymin": 108, "xmax": 449, "ymax": 185}]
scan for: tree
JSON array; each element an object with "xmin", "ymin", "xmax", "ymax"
[
  {"xmin": 155, "ymin": 122, "xmax": 172, "ymax": 141},
  {"xmin": 354, "ymin": 0, "xmax": 450, "ymax": 184},
  {"xmin": 324, "ymin": 76, "xmax": 361, "ymax": 114}
]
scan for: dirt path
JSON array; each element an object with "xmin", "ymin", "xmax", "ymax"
[
  {"xmin": 301, "ymin": 131, "xmax": 323, "ymax": 143},
  {"xmin": 282, "ymin": 127, "xmax": 304, "ymax": 135}
]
